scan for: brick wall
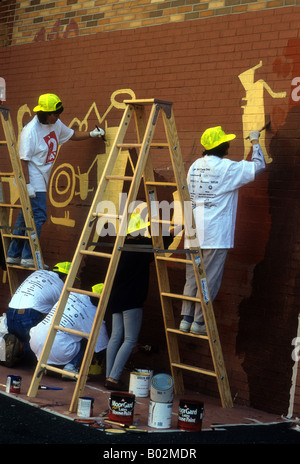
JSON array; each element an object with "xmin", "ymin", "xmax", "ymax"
[
  {"xmin": 0, "ymin": 0, "xmax": 299, "ymax": 46},
  {"xmin": 1, "ymin": 1, "xmax": 300, "ymax": 416}
]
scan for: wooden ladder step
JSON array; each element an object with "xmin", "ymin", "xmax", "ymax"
[
  {"xmin": 40, "ymin": 363, "xmax": 79, "ymax": 379},
  {"xmin": 66, "ymin": 287, "xmax": 103, "ymax": 298},
  {"xmin": 156, "ymin": 256, "xmax": 192, "ymax": 264},
  {"xmin": 105, "ymin": 175, "xmax": 134, "ymax": 181},
  {"xmin": 1, "ymin": 233, "xmax": 31, "ymax": 239},
  {"xmin": 172, "ymin": 362, "xmax": 217, "ymax": 378},
  {"xmin": 0, "ymin": 203, "xmax": 22, "ymax": 208},
  {"xmin": 167, "ymin": 327, "xmax": 208, "ymax": 339},
  {"xmin": 54, "ymin": 325, "xmax": 90, "ymax": 339},
  {"xmin": 145, "ymin": 181, "xmax": 177, "ymax": 187},
  {"xmin": 161, "ymin": 291, "xmax": 201, "ymax": 303},
  {"xmin": 117, "ymin": 143, "xmax": 141, "ymax": 149},
  {"xmin": 80, "ymin": 249, "xmax": 112, "ymax": 259}
]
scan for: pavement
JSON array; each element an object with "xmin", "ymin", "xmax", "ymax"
[{"xmin": 0, "ymin": 363, "xmax": 300, "ymax": 451}]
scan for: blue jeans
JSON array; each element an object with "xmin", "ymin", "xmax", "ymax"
[
  {"xmin": 7, "ymin": 192, "xmax": 47, "ymax": 260},
  {"xmin": 106, "ymin": 308, "xmax": 143, "ymax": 381},
  {"xmin": 6, "ymin": 307, "xmax": 45, "ymax": 360}
]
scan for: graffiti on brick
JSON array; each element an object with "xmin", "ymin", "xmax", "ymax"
[{"xmin": 34, "ymin": 19, "xmax": 79, "ymax": 42}]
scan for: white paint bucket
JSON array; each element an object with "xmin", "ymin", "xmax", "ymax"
[
  {"xmin": 134, "ymin": 368, "xmax": 153, "ymax": 386},
  {"xmin": 148, "ymin": 400, "xmax": 173, "ymax": 429},
  {"xmin": 150, "ymin": 373, "xmax": 174, "ymax": 403},
  {"xmin": 129, "ymin": 371, "xmax": 150, "ymax": 397},
  {"xmin": 77, "ymin": 397, "xmax": 94, "ymax": 417}
]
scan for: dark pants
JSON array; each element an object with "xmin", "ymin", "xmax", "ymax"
[{"xmin": 6, "ymin": 307, "xmax": 44, "ymax": 361}]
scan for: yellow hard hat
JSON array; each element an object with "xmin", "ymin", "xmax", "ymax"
[
  {"xmin": 201, "ymin": 126, "xmax": 236, "ymax": 150},
  {"xmin": 127, "ymin": 213, "xmax": 150, "ymax": 235},
  {"xmin": 53, "ymin": 261, "xmax": 71, "ymax": 275},
  {"xmin": 33, "ymin": 93, "xmax": 63, "ymax": 112},
  {"xmin": 92, "ymin": 283, "xmax": 104, "ymax": 294}
]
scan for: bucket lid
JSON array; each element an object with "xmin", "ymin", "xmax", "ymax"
[{"xmin": 151, "ymin": 373, "xmax": 174, "ymax": 390}]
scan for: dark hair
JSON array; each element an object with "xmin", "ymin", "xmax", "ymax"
[
  {"xmin": 37, "ymin": 104, "xmax": 64, "ymax": 124},
  {"xmin": 203, "ymin": 141, "xmax": 229, "ymax": 158}
]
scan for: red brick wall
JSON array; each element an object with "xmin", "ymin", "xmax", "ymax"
[{"xmin": 1, "ymin": 6, "xmax": 300, "ymax": 415}]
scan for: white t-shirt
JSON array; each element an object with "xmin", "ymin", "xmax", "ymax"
[
  {"xmin": 29, "ymin": 292, "xmax": 109, "ymax": 365},
  {"xmin": 19, "ymin": 116, "xmax": 74, "ymax": 192},
  {"xmin": 9, "ymin": 270, "xmax": 64, "ymax": 314},
  {"xmin": 186, "ymin": 149, "xmax": 262, "ymax": 249}
]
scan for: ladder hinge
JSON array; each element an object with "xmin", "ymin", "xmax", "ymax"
[
  {"xmin": 0, "ymin": 106, "xmax": 10, "ymax": 121},
  {"xmin": 153, "ymin": 101, "xmax": 172, "ymax": 124}
]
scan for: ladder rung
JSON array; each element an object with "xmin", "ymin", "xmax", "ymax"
[
  {"xmin": 172, "ymin": 362, "xmax": 217, "ymax": 378},
  {"xmin": 117, "ymin": 143, "xmax": 141, "ymax": 149},
  {"xmin": 150, "ymin": 143, "xmax": 169, "ymax": 148},
  {"xmin": 0, "ymin": 203, "xmax": 22, "ymax": 208},
  {"xmin": 54, "ymin": 325, "xmax": 90, "ymax": 339},
  {"xmin": 80, "ymin": 249, "xmax": 112, "ymax": 259},
  {"xmin": 117, "ymin": 143, "xmax": 169, "ymax": 149},
  {"xmin": 145, "ymin": 181, "xmax": 177, "ymax": 187},
  {"xmin": 92, "ymin": 212, "xmax": 122, "ymax": 220},
  {"xmin": 156, "ymin": 256, "xmax": 192, "ymax": 264},
  {"xmin": 66, "ymin": 287, "xmax": 103, "ymax": 298},
  {"xmin": 161, "ymin": 291, "xmax": 201, "ymax": 303},
  {"xmin": 0, "ymin": 172, "xmax": 14, "ymax": 176},
  {"xmin": 1, "ymin": 233, "xmax": 31, "ymax": 238},
  {"xmin": 105, "ymin": 175, "xmax": 134, "ymax": 181},
  {"xmin": 167, "ymin": 327, "xmax": 208, "ymax": 339},
  {"xmin": 7, "ymin": 263, "xmax": 35, "ymax": 269},
  {"xmin": 40, "ymin": 363, "xmax": 78, "ymax": 379}
]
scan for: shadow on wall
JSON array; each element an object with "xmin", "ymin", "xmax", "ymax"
[{"xmin": 236, "ymin": 105, "xmax": 300, "ymax": 414}]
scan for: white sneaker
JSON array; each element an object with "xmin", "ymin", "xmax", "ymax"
[
  {"xmin": 62, "ymin": 363, "xmax": 79, "ymax": 380},
  {"xmin": 21, "ymin": 258, "xmax": 35, "ymax": 268},
  {"xmin": 179, "ymin": 319, "xmax": 192, "ymax": 332},
  {"xmin": 190, "ymin": 321, "xmax": 207, "ymax": 335},
  {"xmin": 6, "ymin": 256, "xmax": 21, "ymax": 265},
  {"xmin": 21, "ymin": 258, "xmax": 49, "ymax": 270}
]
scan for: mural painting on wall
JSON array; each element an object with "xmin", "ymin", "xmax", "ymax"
[
  {"xmin": 239, "ymin": 60, "xmax": 287, "ymax": 164},
  {"xmin": 0, "ymin": 56, "xmax": 292, "ymax": 287}
]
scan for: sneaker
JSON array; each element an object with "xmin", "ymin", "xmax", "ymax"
[
  {"xmin": 20, "ymin": 258, "xmax": 35, "ymax": 268},
  {"xmin": 179, "ymin": 319, "xmax": 192, "ymax": 332},
  {"xmin": 2, "ymin": 334, "xmax": 23, "ymax": 367},
  {"xmin": 6, "ymin": 257, "xmax": 21, "ymax": 265},
  {"xmin": 20, "ymin": 258, "xmax": 49, "ymax": 270},
  {"xmin": 62, "ymin": 363, "xmax": 79, "ymax": 380},
  {"xmin": 190, "ymin": 321, "xmax": 207, "ymax": 335}
]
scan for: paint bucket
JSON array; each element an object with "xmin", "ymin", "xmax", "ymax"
[
  {"xmin": 177, "ymin": 398, "xmax": 204, "ymax": 431},
  {"xmin": 150, "ymin": 373, "xmax": 173, "ymax": 403},
  {"xmin": 108, "ymin": 392, "xmax": 135, "ymax": 425},
  {"xmin": 77, "ymin": 397, "xmax": 94, "ymax": 417},
  {"xmin": 148, "ymin": 400, "xmax": 173, "ymax": 429},
  {"xmin": 129, "ymin": 371, "xmax": 150, "ymax": 397},
  {"xmin": 6, "ymin": 375, "xmax": 21, "ymax": 394}
]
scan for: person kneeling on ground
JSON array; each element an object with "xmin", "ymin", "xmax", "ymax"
[
  {"xmin": 4, "ymin": 262, "xmax": 70, "ymax": 366},
  {"xmin": 29, "ymin": 284, "xmax": 109, "ymax": 378}
]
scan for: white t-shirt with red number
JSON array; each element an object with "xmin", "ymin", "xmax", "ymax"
[{"xmin": 19, "ymin": 115, "xmax": 74, "ymax": 192}]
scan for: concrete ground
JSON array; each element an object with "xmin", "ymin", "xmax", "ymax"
[{"xmin": 1, "ymin": 362, "xmax": 299, "ymax": 446}]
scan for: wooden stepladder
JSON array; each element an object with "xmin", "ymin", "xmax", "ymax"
[
  {"xmin": 0, "ymin": 106, "xmax": 44, "ymax": 295},
  {"xmin": 27, "ymin": 98, "xmax": 233, "ymax": 411}
]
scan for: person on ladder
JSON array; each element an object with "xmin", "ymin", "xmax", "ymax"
[
  {"xmin": 180, "ymin": 126, "xmax": 266, "ymax": 335},
  {"xmin": 6, "ymin": 93, "xmax": 105, "ymax": 268}
]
